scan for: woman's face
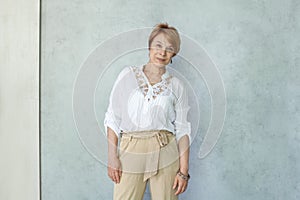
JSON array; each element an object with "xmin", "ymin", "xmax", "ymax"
[{"xmin": 149, "ymin": 33, "xmax": 175, "ymax": 67}]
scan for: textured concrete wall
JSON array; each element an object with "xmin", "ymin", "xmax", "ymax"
[
  {"xmin": 42, "ymin": 0, "xmax": 300, "ymax": 199},
  {"xmin": 0, "ymin": 0, "xmax": 39, "ymax": 200}
]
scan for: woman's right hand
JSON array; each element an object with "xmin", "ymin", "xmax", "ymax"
[{"xmin": 107, "ymin": 156, "xmax": 122, "ymax": 184}]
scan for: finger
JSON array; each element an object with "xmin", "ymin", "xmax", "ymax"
[
  {"xmin": 118, "ymin": 168, "xmax": 122, "ymax": 178},
  {"xmin": 114, "ymin": 171, "xmax": 120, "ymax": 183},
  {"xmin": 110, "ymin": 171, "xmax": 115, "ymax": 180},
  {"xmin": 175, "ymin": 186, "xmax": 181, "ymax": 195},
  {"xmin": 173, "ymin": 177, "xmax": 178, "ymax": 189},
  {"xmin": 109, "ymin": 174, "xmax": 113, "ymax": 180},
  {"xmin": 117, "ymin": 170, "xmax": 122, "ymax": 183},
  {"xmin": 108, "ymin": 169, "xmax": 116, "ymax": 179},
  {"xmin": 181, "ymin": 185, "xmax": 186, "ymax": 193},
  {"xmin": 109, "ymin": 169, "xmax": 118, "ymax": 182},
  {"xmin": 111, "ymin": 175, "xmax": 117, "ymax": 182},
  {"xmin": 108, "ymin": 170, "xmax": 113, "ymax": 179},
  {"xmin": 175, "ymin": 183, "xmax": 183, "ymax": 195},
  {"xmin": 180, "ymin": 182, "xmax": 187, "ymax": 194},
  {"xmin": 175, "ymin": 181, "xmax": 187, "ymax": 195},
  {"xmin": 112, "ymin": 175, "xmax": 118, "ymax": 183}
]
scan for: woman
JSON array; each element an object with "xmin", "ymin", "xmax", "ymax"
[{"xmin": 104, "ymin": 23, "xmax": 191, "ymax": 200}]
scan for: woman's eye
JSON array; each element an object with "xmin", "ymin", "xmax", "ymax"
[
  {"xmin": 166, "ymin": 48, "xmax": 174, "ymax": 52},
  {"xmin": 156, "ymin": 44, "xmax": 162, "ymax": 48}
]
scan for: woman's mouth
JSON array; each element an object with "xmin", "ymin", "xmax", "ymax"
[{"xmin": 156, "ymin": 57, "xmax": 166, "ymax": 62}]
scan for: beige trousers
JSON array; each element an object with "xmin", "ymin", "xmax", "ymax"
[{"xmin": 113, "ymin": 130, "xmax": 179, "ymax": 200}]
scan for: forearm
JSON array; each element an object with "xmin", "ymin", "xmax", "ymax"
[
  {"xmin": 107, "ymin": 127, "xmax": 119, "ymax": 159},
  {"xmin": 177, "ymin": 135, "xmax": 190, "ymax": 174},
  {"xmin": 107, "ymin": 127, "xmax": 122, "ymax": 183}
]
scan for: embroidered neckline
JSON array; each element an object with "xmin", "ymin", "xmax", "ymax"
[{"xmin": 132, "ymin": 66, "xmax": 172, "ymax": 101}]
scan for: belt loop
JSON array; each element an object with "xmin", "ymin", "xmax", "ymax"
[{"xmin": 156, "ymin": 132, "xmax": 168, "ymax": 147}]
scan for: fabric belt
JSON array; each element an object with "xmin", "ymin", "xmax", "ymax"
[
  {"xmin": 120, "ymin": 130, "xmax": 175, "ymax": 181},
  {"xmin": 121, "ymin": 129, "xmax": 172, "ymax": 147}
]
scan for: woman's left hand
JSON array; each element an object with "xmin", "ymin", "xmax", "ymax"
[{"xmin": 173, "ymin": 172, "xmax": 188, "ymax": 195}]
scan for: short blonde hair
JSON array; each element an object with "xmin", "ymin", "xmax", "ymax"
[{"xmin": 148, "ymin": 23, "xmax": 181, "ymax": 56}]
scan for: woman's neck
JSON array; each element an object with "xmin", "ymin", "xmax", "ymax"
[{"xmin": 143, "ymin": 63, "xmax": 166, "ymax": 75}]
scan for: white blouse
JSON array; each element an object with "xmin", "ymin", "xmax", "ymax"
[{"xmin": 104, "ymin": 65, "xmax": 191, "ymax": 142}]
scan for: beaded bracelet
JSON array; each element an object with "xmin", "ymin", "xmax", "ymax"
[{"xmin": 177, "ymin": 170, "xmax": 190, "ymax": 181}]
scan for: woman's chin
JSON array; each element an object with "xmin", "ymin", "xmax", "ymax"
[
  {"xmin": 148, "ymin": 60, "xmax": 169, "ymax": 67},
  {"xmin": 154, "ymin": 61, "xmax": 168, "ymax": 67}
]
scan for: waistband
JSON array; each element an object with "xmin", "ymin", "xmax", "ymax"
[
  {"xmin": 121, "ymin": 130, "xmax": 173, "ymax": 147},
  {"xmin": 121, "ymin": 129, "xmax": 173, "ymax": 137}
]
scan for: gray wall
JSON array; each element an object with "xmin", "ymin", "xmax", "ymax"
[
  {"xmin": 0, "ymin": 0, "xmax": 39, "ymax": 200},
  {"xmin": 41, "ymin": 0, "xmax": 300, "ymax": 199}
]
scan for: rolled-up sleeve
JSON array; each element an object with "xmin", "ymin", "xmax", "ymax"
[
  {"xmin": 104, "ymin": 67, "xmax": 129, "ymax": 137},
  {"xmin": 104, "ymin": 109, "xmax": 121, "ymax": 137},
  {"xmin": 173, "ymin": 82, "xmax": 191, "ymax": 143}
]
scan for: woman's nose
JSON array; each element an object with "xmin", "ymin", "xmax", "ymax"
[{"xmin": 160, "ymin": 48, "xmax": 167, "ymax": 55}]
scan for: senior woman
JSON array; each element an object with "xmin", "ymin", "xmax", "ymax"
[{"xmin": 104, "ymin": 23, "xmax": 191, "ymax": 200}]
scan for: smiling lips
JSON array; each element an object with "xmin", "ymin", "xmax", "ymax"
[{"xmin": 156, "ymin": 57, "xmax": 166, "ymax": 62}]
